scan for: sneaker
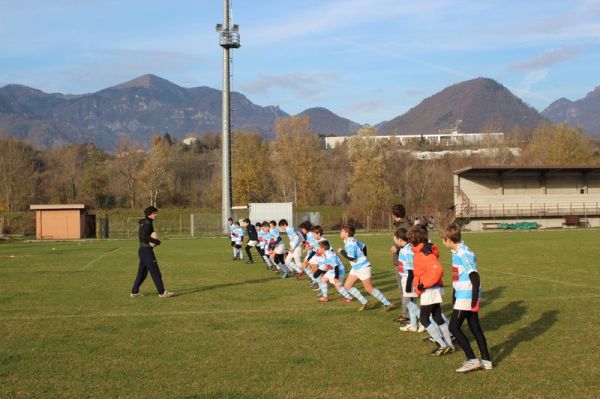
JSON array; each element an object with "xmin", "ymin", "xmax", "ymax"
[
  {"xmin": 246, "ymin": 260, "xmax": 254, "ymax": 264},
  {"xmin": 130, "ymin": 292, "xmax": 143, "ymax": 298},
  {"xmin": 158, "ymin": 290, "xmax": 175, "ymax": 298},
  {"xmin": 456, "ymin": 359, "xmax": 482, "ymax": 373},
  {"xmin": 281, "ymin": 272, "xmax": 289, "ymax": 279},
  {"xmin": 443, "ymin": 345, "xmax": 456, "ymax": 355},
  {"xmin": 342, "ymin": 297, "xmax": 353, "ymax": 303},
  {"xmin": 318, "ymin": 296, "xmax": 329, "ymax": 302},
  {"xmin": 430, "ymin": 346, "xmax": 449, "ymax": 357},
  {"xmin": 399, "ymin": 324, "xmax": 418, "ymax": 332},
  {"xmin": 393, "ymin": 315, "xmax": 409, "ymax": 323},
  {"xmin": 312, "ymin": 286, "xmax": 322, "ymax": 292},
  {"xmin": 358, "ymin": 303, "xmax": 373, "ymax": 312},
  {"xmin": 296, "ymin": 272, "xmax": 303, "ymax": 280},
  {"xmin": 383, "ymin": 303, "xmax": 396, "ymax": 312},
  {"xmin": 423, "ymin": 336, "xmax": 435, "ymax": 343},
  {"xmin": 481, "ymin": 360, "xmax": 493, "ymax": 370},
  {"xmin": 417, "ymin": 323, "xmax": 426, "ymax": 333}
]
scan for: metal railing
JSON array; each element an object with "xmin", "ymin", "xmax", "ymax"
[{"xmin": 456, "ymin": 202, "xmax": 600, "ymax": 218}]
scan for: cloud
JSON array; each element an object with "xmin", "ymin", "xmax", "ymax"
[
  {"xmin": 405, "ymin": 88, "xmax": 426, "ymax": 98},
  {"xmin": 338, "ymin": 99, "xmax": 385, "ymax": 115},
  {"xmin": 239, "ymin": 72, "xmax": 337, "ymax": 99},
  {"xmin": 508, "ymin": 46, "xmax": 583, "ymax": 71}
]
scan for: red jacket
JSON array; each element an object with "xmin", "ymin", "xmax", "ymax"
[{"xmin": 412, "ymin": 242, "xmax": 443, "ymax": 296}]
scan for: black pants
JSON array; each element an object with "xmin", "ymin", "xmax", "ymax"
[
  {"xmin": 132, "ymin": 247, "xmax": 165, "ymax": 294},
  {"xmin": 245, "ymin": 244, "xmax": 261, "ymax": 261},
  {"xmin": 449, "ymin": 309, "xmax": 491, "ymax": 361},
  {"xmin": 420, "ymin": 303, "xmax": 445, "ymax": 328}
]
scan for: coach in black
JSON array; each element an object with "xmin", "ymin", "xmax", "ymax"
[
  {"xmin": 242, "ymin": 218, "xmax": 259, "ymax": 264},
  {"xmin": 130, "ymin": 206, "xmax": 174, "ymax": 298}
]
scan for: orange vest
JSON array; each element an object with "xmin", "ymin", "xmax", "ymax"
[{"xmin": 412, "ymin": 242, "xmax": 444, "ymax": 296}]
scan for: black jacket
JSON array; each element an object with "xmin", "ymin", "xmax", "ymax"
[
  {"xmin": 246, "ymin": 224, "xmax": 258, "ymax": 241},
  {"xmin": 139, "ymin": 217, "xmax": 160, "ymax": 246}
]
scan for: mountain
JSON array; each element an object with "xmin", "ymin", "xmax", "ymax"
[
  {"xmin": 297, "ymin": 107, "xmax": 361, "ymax": 136},
  {"xmin": 542, "ymin": 86, "xmax": 600, "ymax": 135},
  {"xmin": 0, "ymin": 74, "xmax": 289, "ymax": 150},
  {"xmin": 378, "ymin": 77, "xmax": 545, "ymax": 135}
]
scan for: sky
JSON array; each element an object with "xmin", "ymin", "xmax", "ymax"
[{"xmin": 1, "ymin": 0, "xmax": 599, "ymax": 124}]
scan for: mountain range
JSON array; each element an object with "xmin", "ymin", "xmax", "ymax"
[{"xmin": 0, "ymin": 74, "xmax": 598, "ymax": 150}]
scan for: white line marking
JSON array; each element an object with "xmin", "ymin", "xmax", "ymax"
[
  {"xmin": 481, "ymin": 268, "xmax": 599, "ymax": 291},
  {"xmin": 80, "ymin": 247, "xmax": 122, "ymax": 270}
]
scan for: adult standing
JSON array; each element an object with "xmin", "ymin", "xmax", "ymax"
[
  {"xmin": 242, "ymin": 218, "xmax": 259, "ymax": 264},
  {"xmin": 390, "ymin": 204, "xmax": 411, "ymax": 322},
  {"xmin": 131, "ymin": 206, "xmax": 174, "ymax": 298}
]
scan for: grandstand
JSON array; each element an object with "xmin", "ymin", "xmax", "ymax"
[{"xmin": 452, "ymin": 166, "xmax": 600, "ymax": 230}]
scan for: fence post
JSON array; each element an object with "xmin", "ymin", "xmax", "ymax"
[{"xmin": 190, "ymin": 214, "xmax": 195, "ymax": 237}]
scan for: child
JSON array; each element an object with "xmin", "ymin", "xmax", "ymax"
[
  {"xmin": 233, "ymin": 221, "xmax": 244, "ymax": 260},
  {"xmin": 242, "ymin": 218, "xmax": 259, "ymax": 264},
  {"xmin": 390, "ymin": 204, "xmax": 411, "ymax": 323},
  {"xmin": 227, "ymin": 217, "xmax": 236, "ymax": 260},
  {"xmin": 313, "ymin": 240, "xmax": 353, "ymax": 303},
  {"xmin": 338, "ymin": 224, "xmax": 395, "ymax": 312},
  {"xmin": 394, "ymin": 227, "xmax": 425, "ymax": 332},
  {"xmin": 278, "ymin": 219, "xmax": 303, "ymax": 277},
  {"xmin": 408, "ymin": 226, "xmax": 454, "ymax": 356},
  {"xmin": 299, "ymin": 221, "xmax": 319, "ymax": 287},
  {"xmin": 305, "ymin": 225, "xmax": 326, "ymax": 291},
  {"xmin": 441, "ymin": 223, "xmax": 492, "ymax": 373},
  {"xmin": 268, "ymin": 220, "xmax": 289, "ymax": 277},
  {"xmin": 260, "ymin": 221, "xmax": 275, "ymax": 270}
]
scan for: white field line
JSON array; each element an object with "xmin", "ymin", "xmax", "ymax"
[
  {"xmin": 2, "ymin": 294, "xmax": 600, "ymax": 322},
  {"xmin": 481, "ymin": 268, "xmax": 600, "ymax": 291},
  {"xmin": 80, "ymin": 247, "xmax": 122, "ymax": 270}
]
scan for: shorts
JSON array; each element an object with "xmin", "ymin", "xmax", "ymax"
[
  {"xmin": 322, "ymin": 272, "xmax": 345, "ymax": 285},
  {"xmin": 401, "ymin": 276, "xmax": 416, "ymax": 298},
  {"xmin": 309, "ymin": 255, "xmax": 323, "ymax": 265},
  {"xmin": 453, "ymin": 298, "xmax": 473, "ymax": 311},
  {"xmin": 230, "ymin": 240, "xmax": 235, "ymax": 247},
  {"xmin": 274, "ymin": 243, "xmax": 285, "ymax": 255},
  {"xmin": 247, "ymin": 240, "xmax": 258, "ymax": 246},
  {"xmin": 349, "ymin": 266, "xmax": 372, "ymax": 281},
  {"xmin": 419, "ymin": 286, "xmax": 444, "ymax": 306}
]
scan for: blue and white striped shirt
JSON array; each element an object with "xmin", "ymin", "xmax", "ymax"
[{"xmin": 344, "ymin": 237, "xmax": 370, "ymax": 270}]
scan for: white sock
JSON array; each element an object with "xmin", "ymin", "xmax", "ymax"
[
  {"xmin": 370, "ymin": 288, "xmax": 390, "ymax": 306},
  {"xmin": 348, "ymin": 287, "xmax": 368, "ymax": 305}
]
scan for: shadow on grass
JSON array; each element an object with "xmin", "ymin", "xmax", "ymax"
[
  {"xmin": 185, "ymin": 392, "xmax": 277, "ymax": 399},
  {"xmin": 176, "ymin": 276, "xmax": 278, "ymax": 296},
  {"xmin": 479, "ymin": 300, "xmax": 527, "ymax": 332},
  {"xmin": 491, "ymin": 310, "xmax": 559, "ymax": 366}
]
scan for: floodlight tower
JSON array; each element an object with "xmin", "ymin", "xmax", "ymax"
[{"xmin": 216, "ymin": 0, "xmax": 240, "ymax": 233}]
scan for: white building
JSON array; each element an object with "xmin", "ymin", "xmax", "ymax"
[{"xmin": 324, "ymin": 132, "xmax": 504, "ymax": 149}]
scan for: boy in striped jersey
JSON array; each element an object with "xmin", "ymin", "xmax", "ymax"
[
  {"xmin": 338, "ymin": 224, "xmax": 395, "ymax": 312},
  {"xmin": 394, "ymin": 227, "xmax": 425, "ymax": 332},
  {"xmin": 313, "ymin": 240, "xmax": 353, "ymax": 303},
  {"xmin": 260, "ymin": 222, "xmax": 275, "ymax": 270},
  {"xmin": 442, "ymin": 224, "xmax": 492, "ymax": 373},
  {"xmin": 299, "ymin": 221, "xmax": 320, "ymax": 287},
  {"xmin": 232, "ymin": 221, "xmax": 244, "ymax": 260},
  {"xmin": 278, "ymin": 219, "xmax": 303, "ymax": 276},
  {"xmin": 268, "ymin": 220, "xmax": 289, "ymax": 276},
  {"xmin": 227, "ymin": 218, "xmax": 236, "ymax": 260}
]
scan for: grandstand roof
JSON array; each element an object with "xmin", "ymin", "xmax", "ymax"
[{"xmin": 454, "ymin": 166, "xmax": 600, "ymax": 175}]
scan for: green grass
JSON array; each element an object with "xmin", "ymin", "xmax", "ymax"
[{"xmin": 1, "ymin": 230, "xmax": 599, "ymax": 398}]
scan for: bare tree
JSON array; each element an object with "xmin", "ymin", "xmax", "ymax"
[
  {"xmin": 115, "ymin": 137, "xmax": 144, "ymax": 208},
  {"xmin": 0, "ymin": 138, "xmax": 34, "ymax": 211}
]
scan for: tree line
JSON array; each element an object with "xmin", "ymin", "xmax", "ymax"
[{"xmin": 0, "ymin": 117, "xmax": 597, "ymax": 219}]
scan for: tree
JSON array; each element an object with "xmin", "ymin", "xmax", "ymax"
[
  {"xmin": 232, "ymin": 132, "xmax": 270, "ymax": 204},
  {"xmin": 114, "ymin": 137, "xmax": 144, "ymax": 208},
  {"xmin": 0, "ymin": 138, "xmax": 35, "ymax": 211},
  {"xmin": 141, "ymin": 136, "xmax": 174, "ymax": 207},
  {"xmin": 271, "ymin": 116, "xmax": 321, "ymax": 206},
  {"xmin": 522, "ymin": 123, "xmax": 596, "ymax": 166}
]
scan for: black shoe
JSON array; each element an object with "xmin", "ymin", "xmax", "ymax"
[{"xmin": 246, "ymin": 260, "xmax": 254, "ymax": 264}]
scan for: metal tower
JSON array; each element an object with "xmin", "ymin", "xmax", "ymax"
[{"xmin": 216, "ymin": 0, "xmax": 240, "ymax": 233}]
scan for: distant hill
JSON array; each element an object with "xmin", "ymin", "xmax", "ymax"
[
  {"xmin": 542, "ymin": 86, "xmax": 600, "ymax": 135},
  {"xmin": 378, "ymin": 77, "xmax": 545, "ymax": 135},
  {"xmin": 296, "ymin": 107, "xmax": 361, "ymax": 136},
  {"xmin": 0, "ymin": 74, "xmax": 289, "ymax": 150}
]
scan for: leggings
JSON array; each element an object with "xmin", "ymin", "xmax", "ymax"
[
  {"xmin": 420, "ymin": 303, "xmax": 444, "ymax": 328},
  {"xmin": 449, "ymin": 309, "xmax": 490, "ymax": 361}
]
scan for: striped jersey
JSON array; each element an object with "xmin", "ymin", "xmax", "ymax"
[
  {"xmin": 257, "ymin": 230, "xmax": 266, "ymax": 249},
  {"xmin": 228, "ymin": 224, "xmax": 235, "ymax": 241},
  {"xmin": 286, "ymin": 228, "xmax": 301, "ymax": 250},
  {"xmin": 304, "ymin": 231, "xmax": 319, "ymax": 254},
  {"xmin": 452, "ymin": 242, "xmax": 480, "ymax": 302},
  {"xmin": 317, "ymin": 250, "xmax": 345, "ymax": 275},
  {"xmin": 397, "ymin": 243, "xmax": 414, "ymax": 278},
  {"xmin": 233, "ymin": 227, "xmax": 244, "ymax": 244},
  {"xmin": 269, "ymin": 228, "xmax": 283, "ymax": 248},
  {"xmin": 344, "ymin": 237, "xmax": 370, "ymax": 270}
]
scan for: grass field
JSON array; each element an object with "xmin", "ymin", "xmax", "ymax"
[{"xmin": 1, "ymin": 230, "xmax": 599, "ymax": 398}]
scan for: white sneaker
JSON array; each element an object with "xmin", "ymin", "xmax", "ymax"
[
  {"xmin": 456, "ymin": 359, "xmax": 482, "ymax": 373},
  {"xmin": 130, "ymin": 292, "xmax": 143, "ymax": 298},
  {"xmin": 399, "ymin": 324, "xmax": 418, "ymax": 332},
  {"xmin": 481, "ymin": 360, "xmax": 493, "ymax": 370},
  {"xmin": 417, "ymin": 323, "xmax": 426, "ymax": 333},
  {"xmin": 158, "ymin": 290, "xmax": 175, "ymax": 298}
]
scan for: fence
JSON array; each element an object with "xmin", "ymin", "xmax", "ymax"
[{"xmin": 457, "ymin": 202, "xmax": 600, "ymax": 219}]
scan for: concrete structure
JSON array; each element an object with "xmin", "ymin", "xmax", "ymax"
[
  {"xmin": 249, "ymin": 203, "xmax": 293, "ymax": 227},
  {"xmin": 453, "ymin": 167, "xmax": 600, "ymax": 230},
  {"xmin": 324, "ymin": 132, "xmax": 504, "ymax": 149},
  {"xmin": 30, "ymin": 204, "xmax": 96, "ymax": 240}
]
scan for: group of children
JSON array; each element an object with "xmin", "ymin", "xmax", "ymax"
[{"xmin": 227, "ymin": 216, "xmax": 492, "ymax": 373}]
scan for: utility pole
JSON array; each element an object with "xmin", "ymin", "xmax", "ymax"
[{"xmin": 216, "ymin": 0, "xmax": 240, "ymax": 233}]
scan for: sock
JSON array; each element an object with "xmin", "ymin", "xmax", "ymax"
[
  {"xmin": 370, "ymin": 288, "xmax": 390, "ymax": 306},
  {"xmin": 407, "ymin": 301, "xmax": 420, "ymax": 328},
  {"xmin": 232, "ymin": 248, "xmax": 236, "ymax": 257},
  {"xmin": 426, "ymin": 324, "xmax": 447, "ymax": 348},
  {"xmin": 320, "ymin": 281, "xmax": 328, "ymax": 297},
  {"xmin": 238, "ymin": 249, "xmax": 243, "ymax": 259},
  {"xmin": 348, "ymin": 287, "xmax": 368, "ymax": 305},
  {"xmin": 304, "ymin": 267, "xmax": 316, "ymax": 282},
  {"xmin": 263, "ymin": 255, "xmax": 272, "ymax": 266},
  {"xmin": 337, "ymin": 286, "xmax": 352, "ymax": 299},
  {"xmin": 439, "ymin": 322, "xmax": 453, "ymax": 347}
]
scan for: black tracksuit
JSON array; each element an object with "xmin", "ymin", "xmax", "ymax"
[
  {"xmin": 131, "ymin": 217, "xmax": 165, "ymax": 294},
  {"xmin": 244, "ymin": 223, "xmax": 260, "ymax": 261}
]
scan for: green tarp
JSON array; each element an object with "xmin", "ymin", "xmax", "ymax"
[{"xmin": 499, "ymin": 222, "xmax": 539, "ymax": 230}]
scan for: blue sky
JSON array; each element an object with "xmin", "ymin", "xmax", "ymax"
[{"xmin": 1, "ymin": 0, "xmax": 599, "ymax": 124}]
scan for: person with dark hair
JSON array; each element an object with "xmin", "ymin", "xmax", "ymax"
[
  {"xmin": 441, "ymin": 223, "xmax": 492, "ymax": 373},
  {"xmin": 241, "ymin": 218, "xmax": 259, "ymax": 264},
  {"xmin": 268, "ymin": 220, "xmax": 290, "ymax": 277},
  {"xmin": 312, "ymin": 240, "xmax": 353, "ymax": 303},
  {"xmin": 390, "ymin": 203, "xmax": 411, "ymax": 323},
  {"xmin": 232, "ymin": 221, "xmax": 244, "ymax": 260},
  {"xmin": 227, "ymin": 217, "xmax": 236, "ymax": 260},
  {"xmin": 131, "ymin": 206, "xmax": 174, "ymax": 298},
  {"xmin": 299, "ymin": 221, "xmax": 319, "ymax": 287},
  {"xmin": 278, "ymin": 219, "xmax": 303, "ymax": 277}
]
